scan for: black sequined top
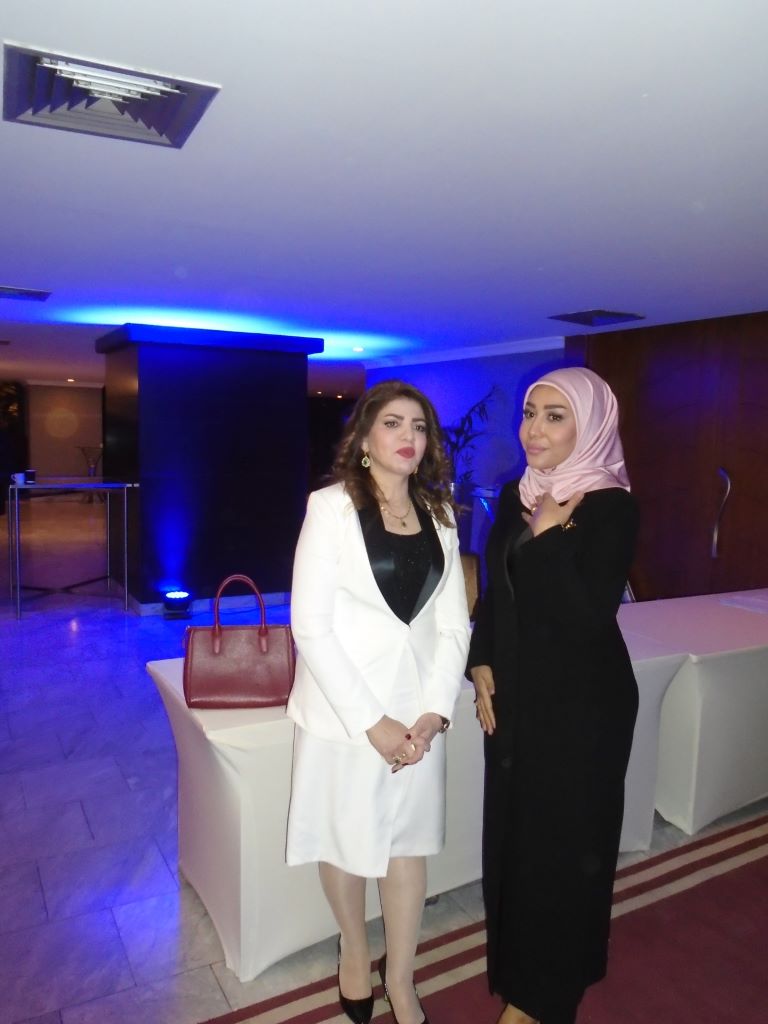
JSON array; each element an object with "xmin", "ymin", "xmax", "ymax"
[{"xmin": 385, "ymin": 529, "xmax": 432, "ymax": 623}]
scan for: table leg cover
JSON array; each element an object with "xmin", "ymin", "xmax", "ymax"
[
  {"xmin": 618, "ymin": 653, "xmax": 687, "ymax": 851},
  {"xmin": 656, "ymin": 648, "xmax": 768, "ymax": 835}
]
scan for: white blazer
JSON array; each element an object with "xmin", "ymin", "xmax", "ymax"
[{"xmin": 287, "ymin": 482, "xmax": 471, "ymax": 743}]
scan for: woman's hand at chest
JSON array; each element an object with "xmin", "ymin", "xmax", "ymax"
[{"xmin": 523, "ymin": 491, "xmax": 583, "ymax": 536}]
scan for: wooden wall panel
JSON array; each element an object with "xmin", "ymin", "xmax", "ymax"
[
  {"xmin": 574, "ymin": 310, "xmax": 768, "ymax": 600},
  {"xmin": 709, "ymin": 319, "xmax": 768, "ymax": 594}
]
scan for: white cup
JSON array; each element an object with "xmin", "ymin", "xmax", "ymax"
[{"xmin": 12, "ymin": 472, "xmax": 25, "ymax": 485}]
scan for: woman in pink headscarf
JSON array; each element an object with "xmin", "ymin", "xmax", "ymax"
[{"xmin": 467, "ymin": 367, "xmax": 639, "ymax": 1024}]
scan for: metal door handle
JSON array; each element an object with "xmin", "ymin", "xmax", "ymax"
[{"xmin": 711, "ymin": 467, "xmax": 731, "ymax": 558}]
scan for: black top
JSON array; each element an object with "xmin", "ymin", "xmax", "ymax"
[
  {"xmin": 357, "ymin": 502, "xmax": 445, "ymax": 624},
  {"xmin": 385, "ymin": 530, "xmax": 432, "ymax": 622}
]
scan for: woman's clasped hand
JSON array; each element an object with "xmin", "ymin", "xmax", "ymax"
[{"xmin": 366, "ymin": 713, "xmax": 445, "ymax": 771}]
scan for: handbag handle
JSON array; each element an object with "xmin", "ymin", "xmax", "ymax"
[{"xmin": 211, "ymin": 574, "xmax": 269, "ymax": 655}]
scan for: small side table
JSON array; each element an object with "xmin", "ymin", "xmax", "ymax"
[{"xmin": 7, "ymin": 478, "xmax": 138, "ymax": 619}]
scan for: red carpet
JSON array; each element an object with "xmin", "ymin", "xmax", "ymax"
[{"xmin": 204, "ymin": 814, "xmax": 768, "ymax": 1024}]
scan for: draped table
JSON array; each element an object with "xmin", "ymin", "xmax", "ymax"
[{"xmin": 618, "ymin": 589, "xmax": 768, "ymax": 835}]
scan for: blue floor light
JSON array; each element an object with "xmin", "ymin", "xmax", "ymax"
[{"xmin": 163, "ymin": 589, "xmax": 192, "ymax": 619}]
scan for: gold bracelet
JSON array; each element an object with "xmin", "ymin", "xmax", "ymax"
[
  {"xmin": 438, "ymin": 716, "xmax": 450, "ymax": 733},
  {"xmin": 562, "ymin": 517, "xmax": 576, "ymax": 531}
]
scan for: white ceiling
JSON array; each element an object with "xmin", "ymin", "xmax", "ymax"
[{"xmin": 1, "ymin": 0, "xmax": 767, "ymax": 395}]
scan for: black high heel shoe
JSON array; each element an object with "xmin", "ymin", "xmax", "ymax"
[
  {"xmin": 378, "ymin": 954, "xmax": 430, "ymax": 1024},
  {"xmin": 337, "ymin": 936, "xmax": 374, "ymax": 1024}
]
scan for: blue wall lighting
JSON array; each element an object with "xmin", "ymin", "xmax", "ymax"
[
  {"xmin": 163, "ymin": 590, "xmax": 192, "ymax": 618},
  {"xmin": 63, "ymin": 305, "xmax": 412, "ymax": 360}
]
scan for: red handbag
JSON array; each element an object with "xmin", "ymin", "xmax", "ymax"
[{"xmin": 182, "ymin": 574, "xmax": 295, "ymax": 709}]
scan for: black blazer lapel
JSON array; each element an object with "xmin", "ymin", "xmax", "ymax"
[
  {"xmin": 409, "ymin": 503, "xmax": 445, "ymax": 621},
  {"xmin": 357, "ymin": 505, "xmax": 397, "ymax": 608}
]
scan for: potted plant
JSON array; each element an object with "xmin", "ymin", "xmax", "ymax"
[{"xmin": 441, "ymin": 386, "xmax": 499, "ymax": 545}]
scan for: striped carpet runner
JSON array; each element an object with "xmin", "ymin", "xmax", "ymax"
[{"xmin": 204, "ymin": 813, "xmax": 768, "ymax": 1024}]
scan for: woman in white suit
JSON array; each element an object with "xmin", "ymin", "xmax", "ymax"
[{"xmin": 287, "ymin": 380, "xmax": 470, "ymax": 1024}]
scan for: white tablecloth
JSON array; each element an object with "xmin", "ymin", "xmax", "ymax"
[{"xmin": 619, "ymin": 589, "xmax": 768, "ymax": 835}]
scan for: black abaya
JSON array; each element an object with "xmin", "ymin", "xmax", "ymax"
[{"xmin": 467, "ymin": 483, "xmax": 639, "ymax": 1024}]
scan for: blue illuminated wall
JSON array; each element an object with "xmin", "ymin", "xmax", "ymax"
[{"xmin": 102, "ymin": 329, "xmax": 313, "ymax": 604}]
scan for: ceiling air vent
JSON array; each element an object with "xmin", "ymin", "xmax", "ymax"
[
  {"xmin": 3, "ymin": 42, "xmax": 220, "ymax": 148},
  {"xmin": 548, "ymin": 309, "xmax": 645, "ymax": 327}
]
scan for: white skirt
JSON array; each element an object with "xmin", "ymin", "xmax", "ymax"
[{"xmin": 286, "ymin": 679, "xmax": 447, "ymax": 877}]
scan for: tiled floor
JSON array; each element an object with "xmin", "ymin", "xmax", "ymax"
[
  {"xmin": 0, "ymin": 496, "xmax": 764, "ymax": 1023},
  {"xmin": 0, "ymin": 497, "xmax": 487, "ymax": 1023}
]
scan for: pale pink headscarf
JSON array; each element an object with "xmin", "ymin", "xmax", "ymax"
[{"xmin": 518, "ymin": 366, "xmax": 630, "ymax": 508}]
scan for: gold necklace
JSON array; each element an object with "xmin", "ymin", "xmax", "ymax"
[{"xmin": 380, "ymin": 498, "xmax": 412, "ymax": 528}]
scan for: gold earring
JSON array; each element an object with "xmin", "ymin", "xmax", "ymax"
[{"xmin": 361, "ymin": 453, "xmax": 371, "ymax": 468}]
